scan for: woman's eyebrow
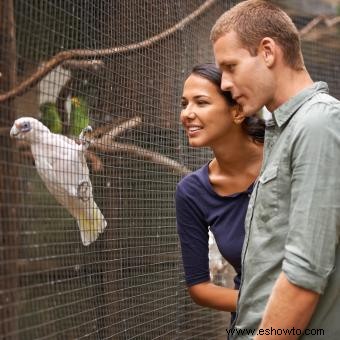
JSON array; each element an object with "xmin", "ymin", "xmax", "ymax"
[
  {"xmin": 193, "ymin": 95, "xmax": 209, "ymax": 99},
  {"xmin": 181, "ymin": 94, "xmax": 209, "ymax": 99}
]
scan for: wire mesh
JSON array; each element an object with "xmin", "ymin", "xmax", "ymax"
[
  {"xmin": 0, "ymin": 1, "xmax": 232, "ymax": 339},
  {"xmin": 1, "ymin": 0, "xmax": 340, "ymax": 339}
]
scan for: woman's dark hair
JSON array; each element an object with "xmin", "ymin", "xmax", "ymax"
[{"xmin": 190, "ymin": 63, "xmax": 265, "ymax": 143}]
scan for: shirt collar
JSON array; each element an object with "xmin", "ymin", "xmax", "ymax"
[{"xmin": 272, "ymin": 82, "xmax": 329, "ymax": 128}]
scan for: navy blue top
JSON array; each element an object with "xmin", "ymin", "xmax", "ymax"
[{"xmin": 176, "ymin": 162, "xmax": 253, "ymax": 289}]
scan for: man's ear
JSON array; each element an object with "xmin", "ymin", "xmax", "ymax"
[
  {"xmin": 232, "ymin": 104, "xmax": 246, "ymax": 125},
  {"xmin": 259, "ymin": 37, "xmax": 276, "ymax": 68}
]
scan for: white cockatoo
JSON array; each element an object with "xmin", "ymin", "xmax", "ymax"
[{"xmin": 10, "ymin": 117, "xmax": 107, "ymax": 246}]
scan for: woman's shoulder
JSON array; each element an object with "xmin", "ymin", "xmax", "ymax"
[{"xmin": 176, "ymin": 163, "xmax": 209, "ymax": 194}]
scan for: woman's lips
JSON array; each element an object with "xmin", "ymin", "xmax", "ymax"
[{"xmin": 187, "ymin": 126, "xmax": 202, "ymax": 137}]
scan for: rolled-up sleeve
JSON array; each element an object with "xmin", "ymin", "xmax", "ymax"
[{"xmin": 282, "ymin": 102, "xmax": 340, "ymax": 293}]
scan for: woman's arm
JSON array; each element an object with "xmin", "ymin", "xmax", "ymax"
[
  {"xmin": 188, "ymin": 281, "xmax": 238, "ymax": 312},
  {"xmin": 176, "ymin": 180, "xmax": 238, "ymax": 312}
]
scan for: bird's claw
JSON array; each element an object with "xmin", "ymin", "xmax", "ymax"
[
  {"xmin": 79, "ymin": 125, "xmax": 93, "ymax": 147},
  {"xmin": 83, "ymin": 126, "xmax": 93, "ymax": 134}
]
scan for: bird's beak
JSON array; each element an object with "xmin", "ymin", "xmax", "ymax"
[{"xmin": 10, "ymin": 125, "xmax": 19, "ymax": 138}]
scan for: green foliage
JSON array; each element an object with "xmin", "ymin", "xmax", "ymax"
[
  {"xmin": 69, "ymin": 96, "xmax": 90, "ymax": 136},
  {"xmin": 39, "ymin": 102, "xmax": 62, "ymax": 134}
]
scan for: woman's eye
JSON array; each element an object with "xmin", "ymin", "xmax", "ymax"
[{"xmin": 181, "ymin": 101, "xmax": 187, "ymax": 108}]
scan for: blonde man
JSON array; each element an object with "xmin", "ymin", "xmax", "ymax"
[{"xmin": 211, "ymin": 1, "xmax": 339, "ymax": 339}]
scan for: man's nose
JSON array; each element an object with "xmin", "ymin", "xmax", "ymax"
[{"xmin": 221, "ymin": 74, "xmax": 233, "ymax": 91}]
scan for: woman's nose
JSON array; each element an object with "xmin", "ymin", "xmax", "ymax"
[{"xmin": 181, "ymin": 107, "xmax": 196, "ymax": 120}]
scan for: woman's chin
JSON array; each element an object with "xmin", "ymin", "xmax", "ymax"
[{"xmin": 188, "ymin": 140, "xmax": 205, "ymax": 148}]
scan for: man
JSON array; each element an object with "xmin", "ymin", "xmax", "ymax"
[{"xmin": 211, "ymin": 1, "xmax": 339, "ymax": 339}]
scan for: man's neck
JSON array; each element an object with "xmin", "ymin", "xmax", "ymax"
[{"xmin": 267, "ymin": 68, "xmax": 313, "ymax": 112}]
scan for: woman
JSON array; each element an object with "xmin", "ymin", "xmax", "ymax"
[{"xmin": 176, "ymin": 63, "xmax": 264, "ymax": 313}]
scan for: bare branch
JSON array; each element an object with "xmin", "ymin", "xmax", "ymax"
[
  {"xmin": 14, "ymin": 134, "xmax": 191, "ymax": 175},
  {"xmin": 300, "ymin": 15, "xmax": 340, "ymax": 38},
  {"xmin": 300, "ymin": 16, "xmax": 325, "ymax": 36},
  {"xmin": 87, "ymin": 116, "xmax": 142, "ymax": 141},
  {"xmin": 92, "ymin": 140, "xmax": 191, "ymax": 175},
  {"xmin": 61, "ymin": 60, "xmax": 104, "ymax": 71},
  {"xmin": 325, "ymin": 16, "xmax": 340, "ymax": 27},
  {"xmin": 85, "ymin": 150, "xmax": 103, "ymax": 172},
  {"xmin": 0, "ymin": 0, "xmax": 217, "ymax": 102},
  {"xmin": 89, "ymin": 116, "xmax": 192, "ymax": 175},
  {"xmin": 98, "ymin": 116, "xmax": 142, "ymax": 144}
]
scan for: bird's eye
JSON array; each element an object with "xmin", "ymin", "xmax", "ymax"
[{"xmin": 21, "ymin": 122, "xmax": 31, "ymax": 132}]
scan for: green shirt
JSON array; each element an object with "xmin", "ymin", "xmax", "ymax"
[{"xmin": 233, "ymin": 82, "xmax": 340, "ymax": 339}]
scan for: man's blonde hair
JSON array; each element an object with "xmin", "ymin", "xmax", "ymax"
[{"xmin": 210, "ymin": 0, "xmax": 304, "ymax": 70}]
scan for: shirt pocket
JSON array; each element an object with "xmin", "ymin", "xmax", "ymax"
[
  {"xmin": 259, "ymin": 164, "xmax": 278, "ymax": 184},
  {"xmin": 256, "ymin": 164, "xmax": 279, "ymax": 224}
]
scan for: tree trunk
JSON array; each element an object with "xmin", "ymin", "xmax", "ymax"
[{"xmin": 0, "ymin": 1, "xmax": 20, "ymax": 339}]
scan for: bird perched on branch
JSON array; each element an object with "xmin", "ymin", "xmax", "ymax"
[
  {"xmin": 69, "ymin": 96, "xmax": 90, "ymax": 136},
  {"xmin": 10, "ymin": 117, "xmax": 107, "ymax": 246},
  {"xmin": 39, "ymin": 102, "xmax": 62, "ymax": 134}
]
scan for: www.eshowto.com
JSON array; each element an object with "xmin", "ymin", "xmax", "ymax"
[{"xmin": 226, "ymin": 327, "xmax": 325, "ymax": 337}]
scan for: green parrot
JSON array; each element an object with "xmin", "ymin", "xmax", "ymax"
[
  {"xmin": 39, "ymin": 102, "xmax": 62, "ymax": 134},
  {"xmin": 69, "ymin": 96, "xmax": 90, "ymax": 136}
]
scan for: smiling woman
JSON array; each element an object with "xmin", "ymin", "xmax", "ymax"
[
  {"xmin": 176, "ymin": 63, "xmax": 264, "ymax": 322},
  {"xmin": 181, "ymin": 71, "xmax": 235, "ymax": 148}
]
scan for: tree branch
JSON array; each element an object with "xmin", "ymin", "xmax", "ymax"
[
  {"xmin": 90, "ymin": 116, "xmax": 191, "ymax": 175},
  {"xmin": 95, "ymin": 116, "xmax": 142, "ymax": 144},
  {"xmin": 300, "ymin": 15, "xmax": 325, "ymax": 37},
  {"xmin": 0, "ymin": 0, "xmax": 217, "ymax": 102},
  {"xmin": 91, "ymin": 140, "xmax": 191, "ymax": 175},
  {"xmin": 61, "ymin": 59, "xmax": 104, "ymax": 72},
  {"xmin": 300, "ymin": 15, "xmax": 340, "ymax": 37}
]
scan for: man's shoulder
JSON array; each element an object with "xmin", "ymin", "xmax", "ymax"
[
  {"xmin": 310, "ymin": 91, "xmax": 340, "ymax": 106},
  {"xmin": 295, "ymin": 92, "xmax": 340, "ymax": 126}
]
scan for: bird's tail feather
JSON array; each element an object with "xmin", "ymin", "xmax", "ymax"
[{"xmin": 76, "ymin": 207, "xmax": 107, "ymax": 246}]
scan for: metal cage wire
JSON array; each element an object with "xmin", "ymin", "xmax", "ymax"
[{"xmin": 1, "ymin": 0, "xmax": 340, "ymax": 339}]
